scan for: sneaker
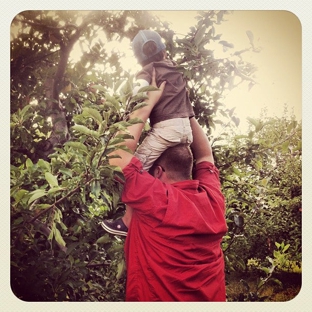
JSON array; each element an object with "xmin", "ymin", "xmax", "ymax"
[{"xmin": 101, "ymin": 218, "xmax": 128, "ymax": 236}]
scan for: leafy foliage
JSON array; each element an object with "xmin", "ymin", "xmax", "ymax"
[
  {"xmin": 219, "ymin": 112, "xmax": 302, "ymax": 277},
  {"xmin": 10, "ymin": 10, "xmax": 301, "ymax": 301}
]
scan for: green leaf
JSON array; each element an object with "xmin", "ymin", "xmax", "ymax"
[
  {"xmin": 260, "ymin": 266, "xmax": 272, "ymax": 275},
  {"xmin": 132, "ymin": 102, "xmax": 148, "ymax": 112},
  {"xmin": 120, "ymin": 79, "xmax": 133, "ymax": 96},
  {"xmin": 47, "ymin": 186, "xmax": 64, "ymax": 194},
  {"xmin": 65, "ymin": 141, "xmax": 88, "ymax": 153},
  {"xmin": 25, "ymin": 158, "xmax": 34, "ymax": 169},
  {"xmin": 115, "ymin": 133, "xmax": 134, "ymax": 140},
  {"xmin": 89, "ymin": 84, "xmax": 106, "ymax": 92},
  {"xmin": 194, "ymin": 26, "xmax": 207, "ymax": 46},
  {"xmin": 82, "ymin": 107, "xmax": 103, "ymax": 125},
  {"xmin": 116, "ymin": 258, "xmax": 126, "ymax": 280},
  {"xmin": 273, "ymin": 250, "xmax": 279, "ymax": 258},
  {"xmin": 96, "ymin": 234, "xmax": 111, "ymax": 244},
  {"xmin": 260, "ymin": 178, "xmax": 268, "ymax": 187},
  {"xmin": 246, "ymin": 117, "xmax": 259, "ymax": 127},
  {"xmin": 103, "ymin": 146, "xmax": 120, "ymax": 156},
  {"xmin": 246, "ymin": 30, "xmax": 254, "ymax": 45},
  {"xmin": 20, "ymin": 104, "xmax": 32, "ymax": 117},
  {"xmin": 48, "ymin": 225, "xmax": 54, "ymax": 240},
  {"xmin": 59, "ymin": 221, "xmax": 68, "ymax": 231},
  {"xmin": 13, "ymin": 217, "xmax": 24, "ymax": 226},
  {"xmin": 130, "ymin": 93, "xmax": 148, "ymax": 103},
  {"xmin": 255, "ymin": 160, "xmax": 263, "ymax": 170},
  {"xmin": 108, "ymin": 137, "xmax": 126, "ymax": 146},
  {"xmin": 219, "ymin": 40, "xmax": 234, "ymax": 48},
  {"xmin": 283, "ymin": 244, "xmax": 290, "ymax": 253},
  {"xmin": 282, "ymin": 141, "xmax": 289, "ymax": 153},
  {"xmin": 28, "ymin": 189, "xmax": 47, "ymax": 204},
  {"xmin": 137, "ymin": 85, "xmax": 159, "ymax": 93},
  {"xmin": 232, "ymin": 116, "xmax": 240, "ymax": 127},
  {"xmin": 66, "ymin": 242, "xmax": 80, "ymax": 255},
  {"xmin": 234, "ymin": 134, "xmax": 249, "ymax": 140},
  {"xmin": 270, "ymin": 278, "xmax": 283, "ymax": 287},
  {"xmin": 45, "ymin": 172, "xmax": 59, "ymax": 188},
  {"xmin": 72, "ymin": 125, "xmax": 100, "ymax": 138},
  {"xmin": 68, "ymin": 255, "xmax": 74, "ymax": 267},
  {"xmin": 105, "ymin": 94, "xmax": 120, "ymax": 111},
  {"xmin": 91, "ymin": 180, "xmax": 101, "ymax": 198},
  {"xmin": 54, "ymin": 227, "xmax": 66, "ymax": 247},
  {"xmin": 232, "ymin": 167, "xmax": 241, "ymax": 176},
  {"xmin": 114, "ymin": 79, "xmax": 126, "ymax": 93},
  {"xmin": 36, "ymin": 204, "xmax": 51, "ymax": 209},
  {"xmin": 127, "ymin": 117, "xmax": 144, "ymax": 125},
  {"xmin": 37, "ymin": 159, "xmax": 51, "ymax": 172},
  {"xmin": 267, "ymin": 256, "xmax": 274, "ymax": 264},
  {"xmin": 255, "ymin": 122, "xmax": 264, "ymax": 132},
  {"xmin": 12, "ymin": 189, "xmax": 29, "ymax": 204},
  {"xmin": 59, "ymin": 168, "xmax": 73, "ymax": 177},
  {"xmin": 287, "ymin": 120, "xmax": 297, "ymax": 132},
  {"xmin": 109, "ymin": 122, "xmax": 128, "ymax": 133}
]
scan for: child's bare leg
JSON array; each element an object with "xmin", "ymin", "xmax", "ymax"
[{"xmin": 121, "ymin": 205, "xmax": 133, "ymax": 228}]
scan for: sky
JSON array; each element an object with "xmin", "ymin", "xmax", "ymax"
[
  {"xmin": 151, "ymin": 10, "xmax": 302, "ymax": 131},
  {"xmin": 95, "ymin": 10, "xmax": 301, "ymax": 132}
]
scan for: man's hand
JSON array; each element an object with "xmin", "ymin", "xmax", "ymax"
[
  {"xmin": 146, "ymin": 68, "xmax": 166, "ymax": 108},
  {"xmin": 109, "ymin": 69, "xmax": 166, "ymax": 169},
  {"xmin": 131, "ymin": 68, "xmax": 166, "ymax": 120}
]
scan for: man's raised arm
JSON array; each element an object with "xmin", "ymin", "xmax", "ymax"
[
  {"xmin": 190, "ymin": 117, "xmax": 214, "ymax": 165},
  {"xmin": 109, "ymin": 70, "xmax": 165, "ymax": 170}
]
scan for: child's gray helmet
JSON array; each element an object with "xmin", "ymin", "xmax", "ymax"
[{"xmin": 132, "ymin": 30, "xmax": 166, "ymax": 63}]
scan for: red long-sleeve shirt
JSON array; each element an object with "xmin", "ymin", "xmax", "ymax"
[{"xmin": 122, "ymin": 157, "xmax": 227, "ymax": 301}]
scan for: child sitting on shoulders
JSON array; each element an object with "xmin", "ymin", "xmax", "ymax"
[{"xmin": 101, "ymin": 29, "xmax": 195, "ymax": 236}]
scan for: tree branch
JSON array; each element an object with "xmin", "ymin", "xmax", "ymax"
[
  {"xmin": 28, "ymin": 175, "xmax": 95, "ymax": 224},
  {"xmin": 15, "ymin": 18, "xmax": 78, "ymax": 31}
]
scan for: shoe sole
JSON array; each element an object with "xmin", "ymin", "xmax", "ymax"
[{"xmin": 100, "ymin": 221, "xmax": 128, "ymax": 237}]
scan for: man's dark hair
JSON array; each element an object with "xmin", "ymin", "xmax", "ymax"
[
  {"xmin": 150, "ymin": 144, "xmax": 193, "ymax": 180},
  {"xmin": 141, "ymin": 41, "xmax": 165, "ymax": 66}
]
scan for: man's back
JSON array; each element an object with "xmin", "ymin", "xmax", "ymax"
[{"xmin": 122, "ymin": 158, "xmax": 227, "ymax": 301}]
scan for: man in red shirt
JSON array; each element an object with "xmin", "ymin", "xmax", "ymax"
[{"xmin": 108, "ymin": 71, "xmax": 227, "ymax": 301}]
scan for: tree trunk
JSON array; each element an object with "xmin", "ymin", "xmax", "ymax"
[
  {"xmin": 35, "ymin": 78, "xmax": 69, "ymax": 161},
  {"xmin": 35, "ymin": 29, "xmax": 82, "ymax": 161}
]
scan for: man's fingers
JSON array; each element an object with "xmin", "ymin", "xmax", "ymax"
[
  {"xmin": 158, "ymin": 81, "xmax": 166, "ymax": 91},
  {"xmin": 146, "ymin": 67, "xmax": 166, "ymax": 105},
  {"xmin": 151, "ymin": 68, "xmax": 166, "ymax": 89},
  {"xmin": 151, "ymin": 68, "xmax": 157, "ymax": 87}
]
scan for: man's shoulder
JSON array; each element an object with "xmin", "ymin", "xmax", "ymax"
[
  {"xmin": 122, "ymin": 157, "xmax": 153, "ymax": 181},
  {"xmin": 123, "ymin": 157, "xmax": 142, "ymax": 173},
  {"xmin": 193, "ymin": 161, "xmax": 220, "ymax": 178},
  {"xmin": 195, "ymin": 160, "xmax": 215, "ymax": 169}
]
